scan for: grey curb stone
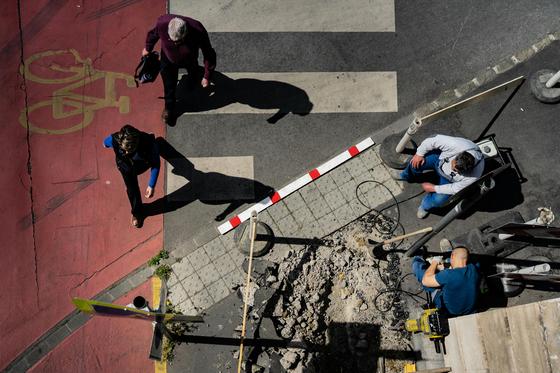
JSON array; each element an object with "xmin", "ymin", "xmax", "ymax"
[
  {"xmin": 203, "ymin": 238, "xmax": 227, "ymax": 260},
  {"xmin": 45, "ymin": 325, "xmax": 72, "ymax": 349},
  {"xmin": 213, "ymin": 254, "xmax": 237, "ymax": 277},
  {"xmin": 276, "ymin": 214, "xmax": 299, "ymax": 236},
  {"xmin": 66, "ymin": 312, "xmax": 91, "ymax": 332},
  {"xmin": 267, "ymin": 200, "xmax": 290, "ymax": 222},
  {"xmin": 222, "ymin": 269, "xmax": 245, "ymax": 289},
  {"xmin": 187, "ymin": 248, "xmax": 212, "ymax": 271},
  {"xmin": 345, "ymin": 158, "xmax": 370, "ymax": 179},
  {"xmin": 219, "ymin": 231, "xmax": 236, "ymax": 251},
  {"xmin": 107, "ymin": 278, "xmax": 134, "ymax": 299},
  {"xmin": 171, "ymin": 259, "xmax": 195, "ymax": 282},
  {"xmin": 319, "ymin": 212, "xmax": 341, "ymax": 236},
  {"xmin": 181, "ymin": 272, "xmax": 205, "ymax": 297},
  {"xmin": 207, "ymin": 279, "xmax": 230, "ymax": 303},
  {"xmin": 299, "ymin": 183, "xmax": 321, "ymax": 204},
  {"xmin": 128, "ymin": 266, "xmax": 154, "ymax": 288},
  {"xmin": 168, "ymin": 285, "xmax": 189, "ymax": 306},
  {"xmin": 197, "ymin": 262, "xmax": 221, "ymax": 286},
  {"xmin": 314, "ymin": 174, "xmax": 338, "ymax": 195},
  {"xmin": 348, "ymin": 198, "xmax": 369, "ymax": 217},
  {"xmin": 333, "ymin": 203, "xmax": 356, "ymax": 227},
  {"xmin": 6, "ymin": 356, "xmax": 30, "ymax": 372},
  {"xmin": 307, "ymin": 196, "xmax": 332, "ymax": 220},
  {"xmin": 94, "ymin": 292, "xmax": 115, "ymax": 303},
  {"xmin": 329, "ymin": 165, "xmax": 353, "ymax": 187},
  {"xmin": 283, "ymin": 192, "xmax": 306, "ymax": 212},
  {"xmin": 339, "ymin": 182, "xmax": 358, "ymax": 202},
  {"xmin": 191, "ymin": 289, "xmax": 214, "ymax": 311},
  {"xmin": 324, "ymin": 188, "xmax": 346, "ymax": 211},
  {"xmin": 291, "ymin": 205, "xmax": 316, "ymax": 226},
  {"xmin": 299, "ymin": 220, "xmax": 327, "ymax": 239},
  {"xmin": 192, "ymin": 226, "xmax": 219, "ymax": 247}
]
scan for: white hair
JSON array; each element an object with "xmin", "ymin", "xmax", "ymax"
[{"xmin": 168, "ymin": 17, "xmax": 187, "ymax": 41}]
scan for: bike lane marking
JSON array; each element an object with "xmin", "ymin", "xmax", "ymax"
[{"xmin": 2, "ymin": 0, "xmax": 165, "ymax": 370}]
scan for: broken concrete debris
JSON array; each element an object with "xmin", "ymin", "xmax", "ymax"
[{"xmin": 235, "ymin": 213, "xmax": 412, "ymax": 372}]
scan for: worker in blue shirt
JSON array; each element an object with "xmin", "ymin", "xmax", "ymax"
[
  {"xmin": 103, "ymin": 125, "xmax": 160, "ymax": 228},
  {"xmin": 412, "ymin": 247, "xmax": 480, "ymax": 316}
]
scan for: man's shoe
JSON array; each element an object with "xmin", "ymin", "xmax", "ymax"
[
  {"xmin": 131, "ymin": 215, "xmax": 144, "ymax": 228},
  {"xmin": 390, "ymin": 169, "xmax": 407, "ymax": 181},
  {"xmin": 161, "ymin": 108, "xmax": 174, "ymax": 126},
  {"xmin": 416, "ymin": 206, "xmax": 429, "ymax": 219},
  {"xmin": 439, "ymin": 238, "xmax": 453, "ymax": 252}
]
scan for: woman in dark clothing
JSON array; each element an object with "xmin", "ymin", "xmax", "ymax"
[{"xmin": 104, "ymin": 125, "xmax": 160, "ymax": 227}]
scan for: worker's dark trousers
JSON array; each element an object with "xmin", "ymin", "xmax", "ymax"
[
  {"xmin": 160, "ymin": 52, "xmax": 202, "ymax": 112},
  {"xmin": 119, "ymin": 163, "xmax": 149, "ymax": 217},
  {"xmin": 399, "ymin": 151, "xmax": 451, "ymax": 210},
  {"xmin": 412, "ymin": 256, "xmax": 444, "ymax": 309}
]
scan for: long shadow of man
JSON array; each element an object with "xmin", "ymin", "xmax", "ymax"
[
  {"xmin": 175, "ymin": 70, "xmax": 313, "ymax": 124},
  {"xmin": 143, "ymin": 138, "xmax": 274, "ymax": 221}
]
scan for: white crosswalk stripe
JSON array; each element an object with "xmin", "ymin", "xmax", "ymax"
[
  {"xmin": 171, "ymin": 0, "xmax": 395, "ymax": 32},
  {"xmin": 179, "ymin": 71, "xmax": 397, "ymax": 115}
]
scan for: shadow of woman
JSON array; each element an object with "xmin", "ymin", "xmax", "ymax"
[
  {"xmin": 143, "ymin": 138, "xmax": 274, "ymax": 221},
  {"xmin": 175, "ymin": 70, "xmax": 313, "ymax": 124}
]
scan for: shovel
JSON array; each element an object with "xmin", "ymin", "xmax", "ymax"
[{"xmin": 367, "ymin": 227, "xmax": 433, "ymax": 260}]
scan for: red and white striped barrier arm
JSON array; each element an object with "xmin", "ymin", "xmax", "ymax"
[{"xmin": 217, "ymin": 137, "xmax": 375, "ymax": 235}]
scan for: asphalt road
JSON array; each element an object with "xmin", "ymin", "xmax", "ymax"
[{"xmin": 164, "ymin": 0, "xmax": 560, "ymax": 250}]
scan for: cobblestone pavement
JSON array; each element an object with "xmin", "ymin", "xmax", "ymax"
[{"xmin": 166, "ymin": 145, "xmax": 404, "ymax": 314}]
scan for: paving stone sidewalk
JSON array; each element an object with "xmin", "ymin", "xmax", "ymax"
[{"xmin": 167, "ymin": 145, "xmax": 404, "ymax": 314}]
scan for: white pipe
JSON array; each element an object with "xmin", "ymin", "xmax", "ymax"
[
  {"xmin": 545, "ymin": 70, "xmax": 560, "ymax": 88},
  {"xmin": 395, "ymin": 117, "xmax": 422, "ymax": 153}
]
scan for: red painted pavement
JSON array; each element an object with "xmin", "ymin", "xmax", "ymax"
[
  {"xmin": 29, "ymin": 280, "xmax": 154, "ymax": 373},
  {"xmin": 1, "ymin": 0, "xmax": 166, "ymax": 370}
]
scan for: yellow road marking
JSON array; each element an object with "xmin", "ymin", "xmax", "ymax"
[
  {"xmin": 20, "ymin": 49, "xmax": 135, "ymax": 134},
  {"xmin": 152, "ymin": 276, "xmax": 167, "ymax": 373}
]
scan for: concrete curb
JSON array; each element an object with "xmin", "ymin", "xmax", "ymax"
[{"xmin": 414, "ymin": 32, "xmax": 558, "ymax": 118}]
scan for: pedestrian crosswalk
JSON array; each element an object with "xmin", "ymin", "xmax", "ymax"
[
  {"xmin": 170, "ymin": 0, "xmax": 395, "ymax": 32},
  {"xmin": 179, "ymin": 72, "xmax": 397, "ymax": 115}
]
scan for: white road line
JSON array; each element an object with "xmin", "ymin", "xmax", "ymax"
[
  {"xmin": 166, "ymin": 156, "xmax": 254, "ymax": 201},
  {"xmin": 179, "ymin": 71, "xmax": 398, "ymax": 115},
  {"xmin": 170, "ymin": 0, "xmax": 395, "ymax": 32}
]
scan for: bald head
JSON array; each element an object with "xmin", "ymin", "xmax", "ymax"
[{"xmin": 450, "ymin": 247, "xmax": 469, "ymax": 268}]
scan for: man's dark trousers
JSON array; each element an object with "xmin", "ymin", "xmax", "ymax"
[
  {"xmin": 160, "ymin": 52, "xmax": 202, "ymax": 112},
  {"xmin": 120, "ymin": 162, "xmax": 150, "ymax": 217}
]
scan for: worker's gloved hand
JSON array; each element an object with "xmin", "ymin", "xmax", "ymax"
[{"xmin": 427, "ymin": 256, "xmax": 443, "ymax": 264}]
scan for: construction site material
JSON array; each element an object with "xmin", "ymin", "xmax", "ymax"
[
  {"xmin": 530, "ymin": 69, "xmax": 560, "ymax": 103},
  {"xmin": 237, "ymin": 212, "xmax": 259, "ymax": 372},
  {"xmin": 368, "ymin": 227, "xmax": 433, "ymax": 253},
  {"xmin": 443, "ymin": 297, "xmax": 560, "ymax": 372},
  {"xmin": 234, "ymin": 220, "xmax": 273, "ymax": 257}
]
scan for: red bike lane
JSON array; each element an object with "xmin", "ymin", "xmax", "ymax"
[{"xmin": 1, "ymin": 0, "xmax": 166, "ymax": 370}]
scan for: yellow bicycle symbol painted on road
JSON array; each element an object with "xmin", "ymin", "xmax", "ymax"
[{"xmin": 20, "ymin": 49, "xmax": 136, "ymax": 134}]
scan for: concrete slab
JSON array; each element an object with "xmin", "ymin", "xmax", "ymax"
[
  {"xmin": 171, "ymin": 0, "xmax": 395, "ymax": 32},
  {"xmin": 178, "ymin": 72, "xmax": 398, "ymax": 114}
]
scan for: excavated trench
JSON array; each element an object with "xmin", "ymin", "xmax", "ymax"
[{"xmin": 242, "ymin": 212, "xmax": 416, "ymax": 373}]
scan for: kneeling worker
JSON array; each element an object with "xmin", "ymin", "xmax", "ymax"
[
  {"xmin": 412, "ymin": 247, "xmax": 479, "ymax": 316},
  {"xmin": 393, "ymin": 134, "xmax": 485, "ymax": 218}
]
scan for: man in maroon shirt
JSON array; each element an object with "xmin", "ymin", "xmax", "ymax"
[{"xmin": 142, "ymin": 14, "xmax": 217, "ymax": 125}]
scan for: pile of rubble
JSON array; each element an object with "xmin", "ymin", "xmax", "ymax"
[{"xmin": 244, "ymin": 213, "xmax": 414, "ymax": 372}]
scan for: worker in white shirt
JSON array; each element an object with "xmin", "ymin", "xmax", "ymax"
[{"xmin": 393, "ymin": 135, "xmax": 485, "ymax": 218}]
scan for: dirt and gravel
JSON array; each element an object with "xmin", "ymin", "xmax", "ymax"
[{"xmin": 240, "ymin": 211, "xmax": 417, "ymax": 373}]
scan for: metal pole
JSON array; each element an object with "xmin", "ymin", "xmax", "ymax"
[
  {"xmin": 545, "ymin": 70, "xmax": 560, "ymax": 88},
  {"xmin": 237, "ymin": 211, "xmax": 258, "ymax": 373},
  {"xmin": 405, "ymin": 178, "xmax": 496, "ymax": 257}
]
